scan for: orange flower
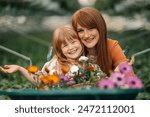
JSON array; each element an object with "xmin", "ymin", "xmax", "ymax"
[
  {"xmin": 40, "ymin": 77, "xmax": 50, "ymax": 84},
  {"xmin": 47, "ymin": 74, "xmax": 60, "ymax": 84},
  {"xmin": 87, "ymin": 66, "xmax": 96, "ymax": 71},
  {"xmin": 61, "ymin": 66, "xmax": 69, "ymax": 74},
  {"xmin": 27, "ymin": 66, "xmax": 39, "ymax": 73}
]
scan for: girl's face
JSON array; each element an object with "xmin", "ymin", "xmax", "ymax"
[
  {"xmin": 61, "ymin": 38, "xmax": 83, "ymax": 60},
  {"xmin": 76, "ymin": 24, "xmax": 99, "ymax": 49}
]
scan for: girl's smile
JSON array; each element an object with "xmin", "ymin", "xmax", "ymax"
[{"xmin": 68, "ymin": 49, "xmax": 77, "ymax": 54}]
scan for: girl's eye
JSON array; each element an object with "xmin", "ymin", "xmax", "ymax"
[
  {"xmin": 62, "ymin": 44, "xmax": 67, "ymax": 48},
  {"xmin": 72, "ymin": 41, "xmax": 77, "ymax": 44}
]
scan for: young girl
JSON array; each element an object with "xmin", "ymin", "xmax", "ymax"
[
  {"xmin": 0, "ymin": 25, "xmax": 86, "ymax": 85},
  {"xmin": 41, "ymin": 25, "xmax": 84, "ymax": 75}
]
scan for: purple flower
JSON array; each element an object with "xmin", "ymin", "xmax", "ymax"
[
  {"xmin": 118, "ymin": 62, "xmax": 133, "ymax": 74},
  {"xmin": 110, "ymin": 72, "xmax": 125, "ymax": 86},
  {"xmin": 126, "ymin": 76, "xmax": 143, "ymax": 89},
  {"xmin": 59, "ymin": 75, "xmax": 69, "ymax": 82},
  {"xmin": 98, "ymin": 78, "xmax": 115, "ymax": 90}
]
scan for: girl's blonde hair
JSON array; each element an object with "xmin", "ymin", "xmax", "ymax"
[
  {"xmin": 72, "ymin": 7, "xmax": 111, "ymax": 75},
  {"xmin": 53, "ymin": 25, "xmax": 83, "ymax": 67}
]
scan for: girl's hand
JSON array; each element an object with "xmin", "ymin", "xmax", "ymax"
[
  {"xmin": 0, "ymin": 66, "xmax": 5, "ymax": 72},
  {"xmin": 0, "ymin": 65, "xmax": 20, "ymax": 74}
]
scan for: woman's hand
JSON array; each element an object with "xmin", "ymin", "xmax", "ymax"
[
  {"xmin": 114, "ymin": 56, "xmax": 135, "ymax": 72},
  {"xmin": 0, "ymin": 65, "xmax": 20, "ymax": 74},
  {"xmin": 128, "ymin": 56, "xmax": 135, "ymax": 65}
]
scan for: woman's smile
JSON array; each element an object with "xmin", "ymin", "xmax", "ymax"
[{"xmin": 84, "ymin": 36, "xmax": 95, "ymax": 43}]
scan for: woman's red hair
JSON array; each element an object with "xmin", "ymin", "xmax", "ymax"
[{"xmin": 72, "ymin": 7, "xmax": 111, "ymax": 75}]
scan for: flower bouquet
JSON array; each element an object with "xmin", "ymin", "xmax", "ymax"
[
  {"xmin": 27, "ymin": 56, "xmax": 143, "ymax": 91},
  {"xmin": 27, "ymin": 56, "xmax": 106, "ymax": 90}
]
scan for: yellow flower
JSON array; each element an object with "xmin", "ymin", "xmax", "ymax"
[
  {"xmin": 47, "ymin": 74, "xmax": 60, "ymax": 84},
  {"xmin": 27, "ymin": 66, "xmax": 39, "ymax": 73}
]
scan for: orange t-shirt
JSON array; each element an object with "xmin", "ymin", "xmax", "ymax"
[{"xmin": 107, "ymin": 39, "xmax": 127, "ymax": 70}]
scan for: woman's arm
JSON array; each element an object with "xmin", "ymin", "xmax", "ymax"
[
  {"xmin": 108, "ymin": 39, "xmax": 128, "ymax": 68},
  {"xmin": 1, "ymin": 65, "xmax": 37, "ymax": 85}
]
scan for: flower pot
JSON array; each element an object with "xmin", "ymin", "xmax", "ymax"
[{"xmin": 0, "ymin": 88, "xmax": 144, "ymax": 100}]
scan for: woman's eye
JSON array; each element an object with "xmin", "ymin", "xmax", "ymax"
[
  {"xmin": 89, "ymin": 27, "xmax": 94, "ymax": 30},
  {"xmin": 77, "ymin": 29, "xmax": 83, "ymax": 33}
]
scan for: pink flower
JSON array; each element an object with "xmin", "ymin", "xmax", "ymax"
[
  {"xmin": 66, "ymin": 80, "xmax": 76, "ymax": 86},
  {"xmin": 126, "ymin": 76, "xmax": 143, "ymax": 89},
  {"xmin": 110, "ymin": 72, "xmax": 125, "ymax": 86},
  {"xmin": 59, "ymin": 75, "xmax": 69, "ymax": 82},
  {"xmin": 98, "ymin": 78, "xmax": 115, "ymax": 90},
  {"xmin": 118, "ymin": 62, "xmax": 133, "ymax": 74}
]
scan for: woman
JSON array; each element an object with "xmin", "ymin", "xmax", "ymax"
[{"xmin": 72, "ymin": 7, "xmax": 128, "ymax": 75}]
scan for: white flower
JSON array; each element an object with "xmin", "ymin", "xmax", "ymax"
[
  {"xmin": 70, "ymin": 65, "xmax": 79, "ymax": 74},
  {"xmin": 96, "ymin": 72, "xmax": 101, "ymax": 76},
  {"xmin": 79, "ymin": 56, "xmax": 88, "ymax": 62}
]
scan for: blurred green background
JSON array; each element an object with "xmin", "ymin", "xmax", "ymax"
[{"xmin": 0, "ymin": 0, "xmax": 150, "ymax": 99}]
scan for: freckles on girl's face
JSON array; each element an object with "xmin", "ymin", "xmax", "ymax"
[{"xmin": 77, "ymin": 24, "xmax": 99, "ymax": 49}]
